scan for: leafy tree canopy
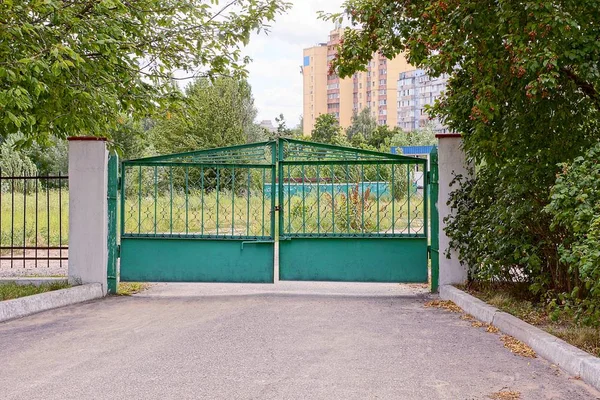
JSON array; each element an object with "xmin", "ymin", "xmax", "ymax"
[
  {"xmin": 151, "ymin": 77, "xmax": 258, "ymax": 154},
  {"xmin": 346, "ymin": 108, "xmax": 376, "ymax": 140},
  {"xmin": 0, "ymin": 0, "xmax": 290, "ymax": 146},
  {"xmin": 311, "ymin": 113, "xmax": 341, "ymax": 144},
  {"xmin": 324, "ymin": 1, "xmax": 600, "ymax": 305}
]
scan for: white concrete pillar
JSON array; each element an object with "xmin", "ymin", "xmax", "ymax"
[
  {"xmin": 68, "ymin": 137, "xmax": 109, "ymax": 295},
  {"xmin": 437, "ymin": 134, "xmax": 472, "ymax": 286}
]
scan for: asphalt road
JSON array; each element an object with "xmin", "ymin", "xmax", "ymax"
[{"xmin": 1, "ymin": 282, "xmax": 599, "ymax": 400}]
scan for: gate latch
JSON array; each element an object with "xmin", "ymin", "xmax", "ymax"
[{"xmin": 274, "ymin": 205, "xmax": 281, "ymax": 212}]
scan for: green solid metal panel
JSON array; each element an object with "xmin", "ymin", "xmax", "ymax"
[
  {"xmin": 279, "ymin": 238, "xmax": 428, "ymax": 283},
  {"xmin": 120, "ymin": 238, "xmax": 274, "ymax": 283}
]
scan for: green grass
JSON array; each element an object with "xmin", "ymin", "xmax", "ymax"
[
  {"xmin": 117, "ymin": 282, "xmax": 150, "ymax": 295},
  {"xmin": 0, "ymin": 189, "xmax": 68, "ymax": 248},
  {"xmin": 0, "ymin": 281, "xmax": 71, "ymax": 301},
  {"xmin": 462, "ymin": 282, "xmax": 600, "ymax": 357}
]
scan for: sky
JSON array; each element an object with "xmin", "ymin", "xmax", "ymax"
[{"xmin": 243, "ymin": 0, "xmax": 345, "ymax": 128}]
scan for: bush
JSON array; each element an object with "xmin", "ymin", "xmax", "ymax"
[{"xmin": 546, "ymin": 142, "xmax": 600, "ymax": 326}]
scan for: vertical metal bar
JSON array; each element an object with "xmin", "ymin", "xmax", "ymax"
[
  {"xmin": 11, "ymin": 177, "xmax": 14, "ymax": 268},
  {"xmin": 277, "ymin": 141, "xmax": 283, "ymax": 240},
  {"xmin": 137, "ymin": 166, "xmax": 142, "ymax": 234},
  {"xmin": 302, "ymin": 164, "xmax": 306, "ymax": 234},
  {"xmin": 407, "ymin": 163, "xmax": 411, "ymax": 234},
  {"xmin": 316, "ymin": 164, "xmax": 320, "ymax": 235},
  {"xmin": 331, "ymin": 165, "xmax": 335, "ymax": 234},
  {"xmin": 58, "ymin": 172, "xmax": 62, "ymax": 269},
  {"xmin": 154, "ymin": 166, "xmax": 158, "ymax": 235},
  {"xmin": 0, "ymin": 170, "xmax": 2, "ymax": 263},
  {"xmin": 391, "ymin": 164, "xmax": 395, "ymax": 234},
  {"xmin": 216, "ymin": 167, "xmax": 220, "ymax": 236},
  {"xmin": 231, "ymin": 167, "xmax": 235, "ymax": 236},
  {"xmin": 185, "ymin": 166, "xmax": 189, "ymax": 235},
  {"xmin": 23, "ymin": 173, "xmax": 27, "ymax": 267},
  {"xmin": 261, "ymin": 168, "xmax": 266, "ymax": 237},
  {"xmin": 201, "ymin": 167, "xmax": 205, "ymax": 235},
  {"xmin": 287, "ymin": 164, "xmax": 291, "ymax": 233},
  {"xmin": 35, "ymin": 176, "xmax": 38, "ymax": 269},
  {"xmin": 47, "ymin": 176, "xmax": 50, "ymax": 267},
  {"xmin": 376, "ymin": 163, "xmax": 380, "ymax": 234},
  {"xmin": 423, "ymin": 160, "xmax": 429, "ymax": 239},
  {"xmin": 107, "ymin": 154, "xmax": 119, "ymax": 294},
  {"xmin": 169, "ymin": 166, "xmax": 173, "ymax": 235},
  {"xmin": 345, "ymin": 164, "xmax": 350, "ymax": 233},
  {"xmin": 430, "ymin": 147, "xmax": 440, "ymax": 293},
  {"xmin": 120, "ymin": 164, "xmax": 126, "ymax": 236},
  {"xmin": 361, "ymin": 164, "xmax": 365, "ymax": 234},
  {"xmin": 246, "ymin": 168, "xmax": 251, "ymax": 237}
]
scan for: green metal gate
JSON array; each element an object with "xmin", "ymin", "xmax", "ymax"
[
  {"xmin": 118, "ymin": 142, "xmax": 277, "ymax": 283},
  {"xmin": 278, "ymin": 139, "xmax": 429, "ymax": 283},
  {"xmin": 114, "ymin": 139, "xmax": 439, "ymax": 288}
]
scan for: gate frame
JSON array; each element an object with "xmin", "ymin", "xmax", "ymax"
[
  {"xmin": 116, "ymin": 141, "xmax": 277, "ymax": 283},
  {"xmin": 277, "ymin": 138, "xmax": 431, "ymax": 285}
]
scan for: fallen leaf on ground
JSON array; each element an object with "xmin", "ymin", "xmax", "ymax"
[
  {"xmin": 486, "ymin": 324, "xmax": 500, "ymax": 333},
  {"xmin": 460, "ymin": 314, "xmax": 475, "ymax": 321},
  {"xmin": 489, "ymin": 390, "xmax": 521, "ymax": 399},
  {"xmin": 500, "ymin": 335, "xmax": 536, "ymax": 358},
  {"xmin": 424, "ymin": 300, "xmax": 462, "ymax": 313}
]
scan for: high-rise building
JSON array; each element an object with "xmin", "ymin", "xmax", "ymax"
[
  {"xmin": 397, "ymin": 70, "xmax": 450, "ymax": 134},
  {"xmin": 302, "ymin": 27, "xmax": 413, "ymax": 136}
]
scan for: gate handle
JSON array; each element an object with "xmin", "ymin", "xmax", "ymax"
[{"xmin": 240, "ymin": 240, "xmax": 275, "ymax": 250}]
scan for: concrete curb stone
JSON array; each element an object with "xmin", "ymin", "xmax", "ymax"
[
  {"xmin": 439, "ymin": 284, "xmax": 498, "ymax": 324},
  {"xmin": 0, "ymin": 283, "xmax": 103, "ymax": 323},
  {"xmin": 439, "ymin": 284, "xmax": 600, "ymax": 392}
]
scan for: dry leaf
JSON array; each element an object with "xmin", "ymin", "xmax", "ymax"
[
  {"xmin": 489, "ymin": 390, "xmax": 521, "ymax": 399},
  {"xmin": 500, "ymin": 335, "xmax": 536, "ymax": 358},
  {"xmin": 424, "ymin": 300, "xmax": 462, "ymax": 313}
]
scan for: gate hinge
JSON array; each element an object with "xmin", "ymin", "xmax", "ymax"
[
  {"xmin": 426, "ymin": 171, "xmax": 431, "ymax": 185},
  {"xmin": 117, "ymin": 244, "xmax": 121, "ymax": 258},
  {"xmin": 427, "ymin": 245, "xmax": 431, "ymax": 259}
]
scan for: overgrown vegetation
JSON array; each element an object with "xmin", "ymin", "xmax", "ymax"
[
  {"xmin": 0, "ymin": 281, "xmax": 70, "ymax": 301},
  {"xmin": 327, "ymin": 0, "xmax": 600, "ymax": 325},
  {"xmin": 0, "ymin": 0, "xmax": 291, "ymax": 144}
]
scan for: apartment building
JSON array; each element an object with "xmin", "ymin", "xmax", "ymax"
[
  {"xmin": 302, "ymin": 27, "xmax": 412, "ymax": 136},
  {"xmin": 397, "ymin": 70, "xmax": 450, "ymax": 134}
]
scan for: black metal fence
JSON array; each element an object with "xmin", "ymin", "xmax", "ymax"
[{"xmin": 0, "ymin": 173, "xmax": 68, "ymax": 272}]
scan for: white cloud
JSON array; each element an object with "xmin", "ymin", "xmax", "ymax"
[{"xmin": 245, "ymin": 0, "xmax": 345, "ymax": 127}]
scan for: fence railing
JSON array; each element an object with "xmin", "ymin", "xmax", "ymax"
[{"xmin": 0, "ymin": 172, "xmax": 68, "ymax": 272}]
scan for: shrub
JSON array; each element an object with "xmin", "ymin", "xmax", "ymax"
[{"xmin": 546, "ymin": 142, "xmax": 600, "ymax": 326}]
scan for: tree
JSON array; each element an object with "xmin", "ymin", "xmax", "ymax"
[
  {"xmin": 391, "ymin": 126, "xmax": 436, "ymax": 148},
  {"xmin": 151, "ymin": 77, "xmax": 258, "ymax": 154},
  {"xmin": 311, "ymin": 114, "xmax": 341, "ymax": 144},
  {"xmin": 346, "ymin": 108, "xmax": 376, "ymax": 140},
  {"xmin": 0, "ymin": 0, "xmax": 290, "ymax": 144},
  {"xmin": 324, "ymin": 2, "xmax": 600, "ymax": 303}
]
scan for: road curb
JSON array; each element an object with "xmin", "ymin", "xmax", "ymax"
[
  {"xmin": 0, "ymin": 283, "xmax": 104, "ymax": 323},
  {"xmin": 439, "ymin": 284, "xmax": 600, "ymax": 392}
]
